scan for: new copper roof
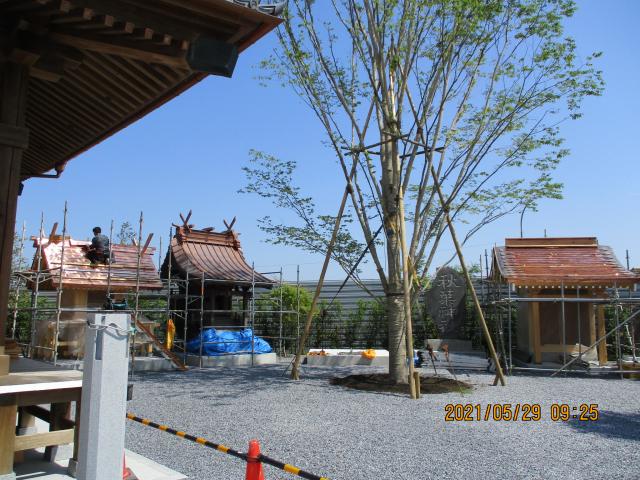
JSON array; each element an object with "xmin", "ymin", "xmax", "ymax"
[
  {"xmin": 492, "ymin": 237, "xmax": 640, "ymax": 287},
  {"xmin": 3, "ymin": 0, "xmax": 281, "ymax": 178},
  {"xmin": 31, "ymin": 236, "xmax": 162, "ymax": 291},
  {"xmin": 162, "ymin": 222, "xmax": 274, "ymax": 287}
]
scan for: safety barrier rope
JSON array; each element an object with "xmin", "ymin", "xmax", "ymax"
[{"xmin": 126, "ymin": 413, "xmax": 329, "ymax": 480}]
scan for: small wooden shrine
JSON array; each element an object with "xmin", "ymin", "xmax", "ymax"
[
  {"xmin": 29, "ymin": 230, "xmax": 162, "ymax": 359},
  {"xmin": 161, "ymin": 213, "xmax": 274, "ymax": 341},
  {"xmin": 492, "ymin": 237, "xmax": 640, "ymax": 364}
]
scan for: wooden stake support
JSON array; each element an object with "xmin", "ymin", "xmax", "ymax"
[{"xmin": 428, "ymin": 163, "xmax": 506, "ymax": 386}]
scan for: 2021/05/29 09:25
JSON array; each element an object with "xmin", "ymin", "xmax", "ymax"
[{"xmin": 443, "ymin": 403, "xmax": 599, "ymax": 422}]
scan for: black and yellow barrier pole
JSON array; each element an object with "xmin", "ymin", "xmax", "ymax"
[{"xmin": 126, "ymin": 413, "xmax": 329, "ymax": 480}]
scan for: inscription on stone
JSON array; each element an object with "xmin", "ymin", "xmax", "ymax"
[{"xmin": 426, "ymin": 267, "xmax": 466, "ymax": 338}]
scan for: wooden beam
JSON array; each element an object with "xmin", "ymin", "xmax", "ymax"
[
  {"xmin": 50, "ymin": 6, "xmax": 94, "ymax": 24},
  {"xmin": 49, "ymin": 30, "xmax": 189, "ymax": 69},
  {"xmin": 14, "ymin": 428, "xmax": 74, "ymax": 451},
  {"xmin": 140, "ymin": 233, "xmax": 153, "ymax": 255}
]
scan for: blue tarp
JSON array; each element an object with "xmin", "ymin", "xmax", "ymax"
[{"xmin": 186, "ymin": 328, "xmax": 272, "ymax": 356}]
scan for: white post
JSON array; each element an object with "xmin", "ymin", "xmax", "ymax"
[{"xmin": 73, "ymin": 313, "xmax": 130, "ymax": 479}]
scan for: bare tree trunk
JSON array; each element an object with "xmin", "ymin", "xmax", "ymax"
[
  {"xmin": 382, "ymin": 134, "xmax": 407, "ymax": 384},
  {"xmin": 386, "ymin": 287, "xmax": 407, "ymax": 384}
]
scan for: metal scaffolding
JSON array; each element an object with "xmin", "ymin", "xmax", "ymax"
[
  {"xmin": 7, "ymin": 204, "xmax": 302, "ymax": 371},
  {"xmin": 477, "ymin": 253, "xmax": 640, "ymax": 378}
]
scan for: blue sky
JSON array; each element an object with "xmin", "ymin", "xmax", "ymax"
[{"xmin": 16, "ymin": 1, "xmax": 640, "ymax": 281}]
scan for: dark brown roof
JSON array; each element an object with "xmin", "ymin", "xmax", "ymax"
[
  {"xmin": 162, "ymin": 226, "xmax": 274, "ymax": 287},
  {"xmin": 492, "ymin": 237, "xmax": 640, "ymax": 287},
  {"xmin": 3, "ymin": 0, "xmax": 280, "ymax": 178},
  {"xmin": 31, "ymin": 237, "xmax": 162, "ymax": 291}
]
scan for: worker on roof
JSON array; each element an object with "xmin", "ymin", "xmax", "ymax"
[{"xmin": 86, "ymin": 226, "xmax": 111, "ymax": 265}]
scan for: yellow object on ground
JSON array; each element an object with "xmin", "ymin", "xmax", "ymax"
[
  {"xmin": 165, "ymin": 318, "xmax": 175, "ymax": 350},
  {"xmin": 361, "ymin": 349, "xmax": 376, "ymax": 359}
]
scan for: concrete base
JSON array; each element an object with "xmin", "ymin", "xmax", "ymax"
[
  {"xmin": 14, "ymin": 449, "xmax": 186, "ymax": 480},
  {"xmin": 305, "ymin": 353, "xmax": 389, "ymax": 367},
  {"xmin": 185, "ymin": 352, "xmax": 277, "ymax": 367},
  {"xmin": 426, "ymin": 339, "xmax": 476, "ymax": 353},
  {"xmin": 0, "ymin": 473, "xmax": 16, "ymax": 480},
  {"xmin": 133, "ymin": 357, "xmax": 177, "ymax": 372}
]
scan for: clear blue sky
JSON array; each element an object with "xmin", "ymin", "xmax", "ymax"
[{"xmin": 16, "ymin": 1, "xmax": 640, "ymax": 282}]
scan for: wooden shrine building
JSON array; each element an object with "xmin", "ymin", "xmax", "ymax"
[
  {"xmin": 492, "ymin": 237, "xmax": 640, "ymax": 365},
  {"xmin": 161, "ymin": 214, "xmax": 274, "ymax": 341},
  {"xmin": 28, "ymin": 232, "xmax": 162, "ymax": 359}
]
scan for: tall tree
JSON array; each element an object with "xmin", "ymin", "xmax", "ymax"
[{"xmin": 245, "ymin": 0, "xmax": 603, "ymax": 384}]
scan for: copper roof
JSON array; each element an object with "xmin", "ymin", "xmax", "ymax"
[
  {"xmin": 492, "ymin": 237, "xmax": 640, "ymax": 287},
  {"xmin": 4, "ymin": 0, "xmax": 281, "ymax": 178},
  {"xmin": 162, "ymin": 224, "xmax": 274, "ymax": 287},
  {"xmin": 31, "ymin": 237, "xmax": 162, "ymax": 292}
]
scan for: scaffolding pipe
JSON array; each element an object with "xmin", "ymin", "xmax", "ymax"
[
  {"xmin": 10, "ymin": 221, "xmax": 26, "ymax": 339},
  {"xmin": 552, "ymin": 307, "xmax": 640, "ymax": 376},
  {"xmin": 53, "ymin": 202, "xmax": 68, "ymax": 366},
  {"xmin": 508, "ymin": 283, "xmax": 513, "ymax": 374},
  {"xmin": 106, "ymin": 220, "xmax": 114, "ymax": 301},
  {"xmin": 199, "ymin": 271, "xmax": 205, "ymax": 368},
  {"xmin": 29, "ymin": 213, "xmax": 44, "ymax": 358},
  {"xmin": 614, "ymin": 285, "xmax": 623, "ymax": 379},
  {"xmin": 184, "ymin": 271, "xmax": 189, "ymax": 363},
  {"xmin": 279, "ymin": 268, "xmax": 283, "ymax": 356},
  {"xmin": 131, "ymin": 211, "xmax": 143, "ymax": 377},
  {"xmin": 251, "ymin": 262, "xmax": 255, "ymax": 367},
  {"xmin": 561, "ymin": 282, "xmax": 566, "ymax": 367}
]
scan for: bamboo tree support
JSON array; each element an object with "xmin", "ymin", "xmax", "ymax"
[
  {"xmin": 428, "ymin": 164, "xmax": 506, "ymax": 386},
  {"xmin": 398, "ymin": 190, "xmax": 417, "ymax": 398},
  {"xmin": 291, "ymin": 161, "xmax": 357, "ymax": 381}
]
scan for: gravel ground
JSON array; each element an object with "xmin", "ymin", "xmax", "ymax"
[{"xmin": 125, "ymin": 362, "xmax": 640, "ymax": 480}]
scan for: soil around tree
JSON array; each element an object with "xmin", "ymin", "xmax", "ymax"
[{"xmin": 330, "ymin": 373, "xmax": 472, "ymax": 394}]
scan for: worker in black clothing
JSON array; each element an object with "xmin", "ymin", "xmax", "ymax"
[{"xmin": 86, "ymin": 226, "xmax": 111, "ymax": 265}]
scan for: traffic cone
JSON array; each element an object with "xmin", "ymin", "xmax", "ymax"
[
  {"xmin": 123, "ymin": 453, "xmax": 138, "ymax": 480},
  {"xmin": 245, "ymin": 439, "xmax": 265, "ymax": 480}
]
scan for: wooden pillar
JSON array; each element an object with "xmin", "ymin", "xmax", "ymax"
[
  {"xmin": 588, "ymin": 303, "xmax": 596, "ymax": 346},
  {"xmin": 530, "ymin": 300, "xmax": 541, "ymax": 364},
  {"xmin": 596, "ymin": 305, "xmax": 607, "ymax": 365},
  {"xmin": 0, "ymin": 62, "xmax": 29, "ymax": 374},
  {"xmin": 0, "ymin": 404, "xmax": 17, "ymax": 475}
]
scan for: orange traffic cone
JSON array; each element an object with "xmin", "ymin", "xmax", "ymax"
[
  {"xmin": 245, "ymin": 439, "xmax": 265, "ymax": 480},
  {"xmin": 123, "ymin": 453, "xmax": 138, "ymax": 480}
]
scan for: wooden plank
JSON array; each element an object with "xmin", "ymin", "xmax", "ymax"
[
  {"xmin": 14, "ymin": 428, "xmax": 74, "ymax": 451},
  {"xmin": 0, "ymin": 405, "xmax": 17, "ymax": 474}
]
